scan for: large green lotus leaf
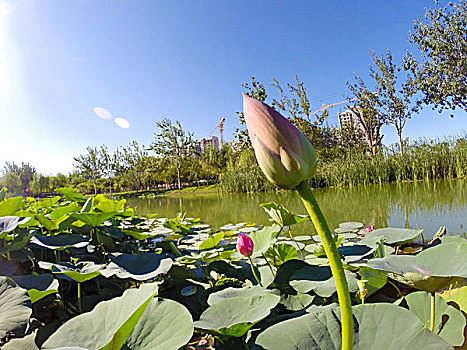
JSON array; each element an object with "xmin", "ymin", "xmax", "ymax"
[
  {"xmin": 124, "ymin": 298, "xmax": 193, "ymax": 350},
  {"xmin": 340, "ymin": 244, "xmax": 374, "ymax": 262},
  {"xmin": 260, "ymin": 202, "xmax": 309, "ymax": 227},
  {"xmin": 35, "ymin": 213, "xmax": 70, "ymax": 231},
  {"xmin": 254, "ymin": 303, "xmax": 453, "ymax": 350},
  {"xmin": 264, "ymin": 242, "xmax": 298, "ymax": 266},
  {"xmin": 439, "ymin": 286, "xmax": 467, "ymax": 313},
  {"xmin": 360, "ymin": 227, "xmax": 422, "ymax": 246},
  {"xmin": 95, "ymin": 194, "xmax": 126, "ymax": 213},
  {"xmin": 280, "ymin": 292, "xmax": 315, "ymax": 311},
  {"xmin": 70, "ymin": 212, "xmax": 118, "ymax": 227},
  {"xmin": 339, "ymin": 222, "xmax": 363, "ymax": 230},
  {"xmin": 0, "ymin": 216, "xmax": 30, "ymax": 238},
  {"xmin": 367, "ymin": 240, "xmax": 467, "ymax": 292},
  {"xmin": 404, "ymin": 291, "xmax": 465, "ymax": 346},
  {"xmin": 1, "ymin": 231, "xmax": 34, "ymax": 254},
  {"xmin": 38, "ymin": 261, "xmax": 119, "ymax": 283},
  {"xmin": 50, "ymin": 204, "xmax": 80, "ymax": 220},
  {"xmin": 207, "ymin": 285, "xmax": 277, "ymax": 306},
  {"xmin": 35, "ymin": 196, "xmax": 61, "ymax": 210},
  {"xmin": 11, "ymin": 274, "xmax": 59, "ymax": 304},
  {"xmin": 42, "ymin": 283, "xmax": 159, "ymax": 350},
  {"xmin": 249, "ymin": 225, "xmax": 280, "ymax": 258},
  {"xmin": 290, "ymin": 265, "xmax": 358, "ymax": 297},
  {"xmin": 30, "ymin": 234, "xmax": 89, "ymax": 251},
  {"xmin": 199, "ymin": 232, "xmax": 224, "ymax": 251},
  {"xmin": 358, "ymin": 266, "xmax": 387, "ymax": 297},
  {"xmin": 0, "ymin": 277, "xmax": 32, "ymax": 338},
  {"xmin": 55, "ymin": 187, "xmax": 84, "ymax": 202},
  {"xmin": 0, "ymin": 197, "xmax": 23, "ymax": 217},
  {"xmin": 194, "ymin": 294, "xmax": 280, "ymax": 337},
  {"xmin": 109, "ymin": 253, "xmax": 173, "ymax": 281}
]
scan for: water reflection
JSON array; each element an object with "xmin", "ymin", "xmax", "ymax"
[{"xmin": 128, "ymin": 179, "xmax": 466, "ymax": 239}]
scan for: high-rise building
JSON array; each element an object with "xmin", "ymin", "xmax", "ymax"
[
  {"xmin": 337, "ymin": 107, "xmax": 366, "ymax": 136},
  {"xmin": 195, "ymin": 136, "xmax": 220, "ymax": 153}
]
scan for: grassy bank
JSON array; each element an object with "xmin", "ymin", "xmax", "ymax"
[{"xmin": 220, "ymin": 135, "xmax": 467, "ymax": 192}]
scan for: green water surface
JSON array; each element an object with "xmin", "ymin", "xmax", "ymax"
[{"xmin": 129, "ymin": 179, "xmax": 466, "ymax": 239}]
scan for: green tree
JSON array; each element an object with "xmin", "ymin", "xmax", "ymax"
[
  {"xmin": 150, "ymin": 118, "xmax": 193, "ymax": 190},
  {"xmin": 29, "ymin": 174, "xmax": 52, "ymax": 194},
  {"xmin": 1, "ymin": 172, "xmax": 22, "ymax": 194},
  {"xmin": 370, "ymin": 49, "xmax": 415, "ymax": 153},
  {"xmin": 406, "ymin": 0, "xmax": 467, "ymax": 112},
  {"xmin": 346, "ymin": 74, "xmax": 386, "ymax": 155},
  {"xmin": 73, "ymin": 146, "xmax": 107, "ymax": 194}
]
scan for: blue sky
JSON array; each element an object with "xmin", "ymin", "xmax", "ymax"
[{"xmin": 1, "ymin": 0, "xmax": 466, "ymax": 174}]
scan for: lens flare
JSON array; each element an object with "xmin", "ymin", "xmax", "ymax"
[
  {"xmin": 93, "ymin": 107, "xmax": 112, "ymax": 120},
  {"xmin": 114, "ymin": 117, "xmax": 130, "ymax": 129}
]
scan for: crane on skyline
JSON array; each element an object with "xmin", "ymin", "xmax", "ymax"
[{"xmin": 208, "ymin": 117, "xmax": 226, "ymax": 145}]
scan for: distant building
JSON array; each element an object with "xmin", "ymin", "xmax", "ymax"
[
  {"xmin": 337, "ymin": 106, "xmax": 366, "ymax": 139},
  {"xmin": 195, "ymin": 136, "xmax": 219, "ymax": 153}
]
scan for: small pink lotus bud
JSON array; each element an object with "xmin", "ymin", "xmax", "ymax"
[
  {"xmin": 243, "ymin": 93, "xmax": 317, "ymax": 190},
  {"xmin": 365, "ymin": 226, "xmax": 373, "ymax": 233},
  {"xmin": 237, "ymin": 233, "xmax": 254, "ymax": 257}
]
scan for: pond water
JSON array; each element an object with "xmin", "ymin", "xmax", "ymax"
[{"xmin": 128, "ymin": 179, "xmax": 467, "ymax": 240}]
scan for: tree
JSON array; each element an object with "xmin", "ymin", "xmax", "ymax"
[
  {"xmin": 119, "ymin": 141, "xmax": 148, "ymax": 191},
  {"xmin": 370, "ymin": 49, "xmax": 415, "ymax": 153},
  {"xmin": 150, "ymin": 118, "xmax": 193, "ymax": 190},
  {"xmin": 406, "ymin": 0, "xmax": 467, "ymax": 113},
  {"xmin": 29, "ymin": 174, "xmax": 51, "ymax": 194},
  {"xmin": 235, "ymin": 77, "xmax": 268, "ymax": 149},
  {"xmin": 2, "ymin": 161, "xmax": 36, "ymax": 192},
  {"xmin": 73, "ymin": 146, "xmax": 107, "ymax": 194},
  {"xmin": 1, "ymin": 173, "xmax": 22, "ymax": 194},
  {"xmin": 346, "ymin": 75, "xmax": 386, "ymax": 155}
]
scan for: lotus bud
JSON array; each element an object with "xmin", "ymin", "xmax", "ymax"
[
  {"xmin": 243, "ymin": 93, "xmax": 317, "ymax": 190},
  {"xmin": 365, "ymin": 226, "xmax": 373, "ymax": 233},
  {"xmin": 237, "ymin": 233, "xmax": 254, "ymax": 257}
]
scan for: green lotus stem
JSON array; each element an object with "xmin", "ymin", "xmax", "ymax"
[
  {"xmin": 288, "ymin": 228, "xmax": 305, "ymax": 260},
  {"xmin": 387, "ymin": 280, "xmax": 402, "ymax": 298},
  {"xmin": 248, "ymin": 256, "xmax": 263, "ymax": 287},
  {"xmin": 296, "ymin": 181, "xmax": 353, "ymax": 350},
  {"xmin": 430, "ymin": 292, "xmax": 435, "ymax": 332},
  {"xmin": 77, "ymin": 282, "xmax": 82, "ymax": 313},
  {"xmin": 6, "ymin": 251, "xmax": 10, "ymax": 261},
  {"xmin": 261, "ymin": 252, "xmax": 276, "ymax": 278}
]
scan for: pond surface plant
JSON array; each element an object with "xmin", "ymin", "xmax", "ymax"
[{"xmin": 0, "ymin": 185, "xmax": 465, "ymax": 349}]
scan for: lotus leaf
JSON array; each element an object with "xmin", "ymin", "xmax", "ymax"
[
  {"xmin": 358, "ymin": 266, "xmax": 387, "ymax": 297},
  {"xmin": 50, "ymin": 204, "xmax": 80, "ymax": 220},
  {"xmin": 207, "ymin": 285, "xmax": 277, "ymax": 306},
  {"xmin": 254, "ymin": 303, "xmax": 453, "ymax": 350},
  {"xmin": 109, "ymin": 253, "xmax": 173, "ymax": 281},
  {"xmin": 0, "ymin": 197, "xmax": 23, "ymax": 217},
  {"xmin": 0, "ymin": 277, "xmax": 32, "ymax": 339},
  {"xmin": 38, "ymin": 261, "xmax": 118, "ymax": 282},
  {"xmin": 1, "ymin": 231, "xmax": 34, "ymax": 253},
  {"xmin": 95, "ymin": 194, "xmax": 126, "ymax": 212},
  {"xmin": 403, "ymin": 291, "xmax": 465, "ymax": 346},
  {"xmin": 0, "ymin": 216, "xmax": 30, "ymax": 238},
  {"xmin": 439, "ymin": 286, "xmax": 467, "ymax": 313},
  {"xmin": 55, "ymin": 187, "xmax": 84, "ymax": 202},
  {"xmin": 71, "ymin": 212, "xmax": 118, "ymax": 227},
  {"xmin": 42, "ymin": 283, "xmax": 159, "ymax": 349},
  {"xmin": 124, "ymin": 298, "xmax": 194, "ymax": 350},
  {"xmin": 36, "ymin": 196, "xmax": 61, "ymax": 209},
  {"xmin": 290, "ymin": 265, "xmax": 358, "ymax": 297},
  {"xmin": 199, "ymin": 232, "xmax": 224, "ymax": 251},
  {"xmin": 264, "ymin": 243, "xmax": 298, "ymax": 266},
  {"xmin": 249, "ymin": 225, "xmax": 280, "ymax": 257},
  {"xmin": 30, "ymin": 234, "xmax": 89, "ymax": 251},
  {"xmin": 367, "ymin": 239, "xmax": 467, "ymax": 292},
  {"xmin": 2, "ymin": 331, "xmax": 39, "ymax": 350},
  {"xmin": 194, "ymin": 294, "xmax": 280, "ymax": 337},
  {"xmin": 260, "ymin": 202, "xmax": 309, "ymax": 227},
  {"xmin": 339, "ymin": 222, "xmax": 363, "ymax": 230},
  {"xmin": 10, "ymin": 274, "xmax": 59, "ymax": 303},
  {"xmin": 360, "ymin": 227, "xmax": 422, "ymax": 246}
]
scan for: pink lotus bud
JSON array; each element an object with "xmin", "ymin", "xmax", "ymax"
[
  {"xmin": 237, "ymin": 233, "xmax": 254, "ymax": 257},
  {"xmin": 365, "ymin": 226, "xmax": 373, "ymax": 233},
  {"xmin": 243, "ymin": 93, "xmax": 317, "ymax": 190}
]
